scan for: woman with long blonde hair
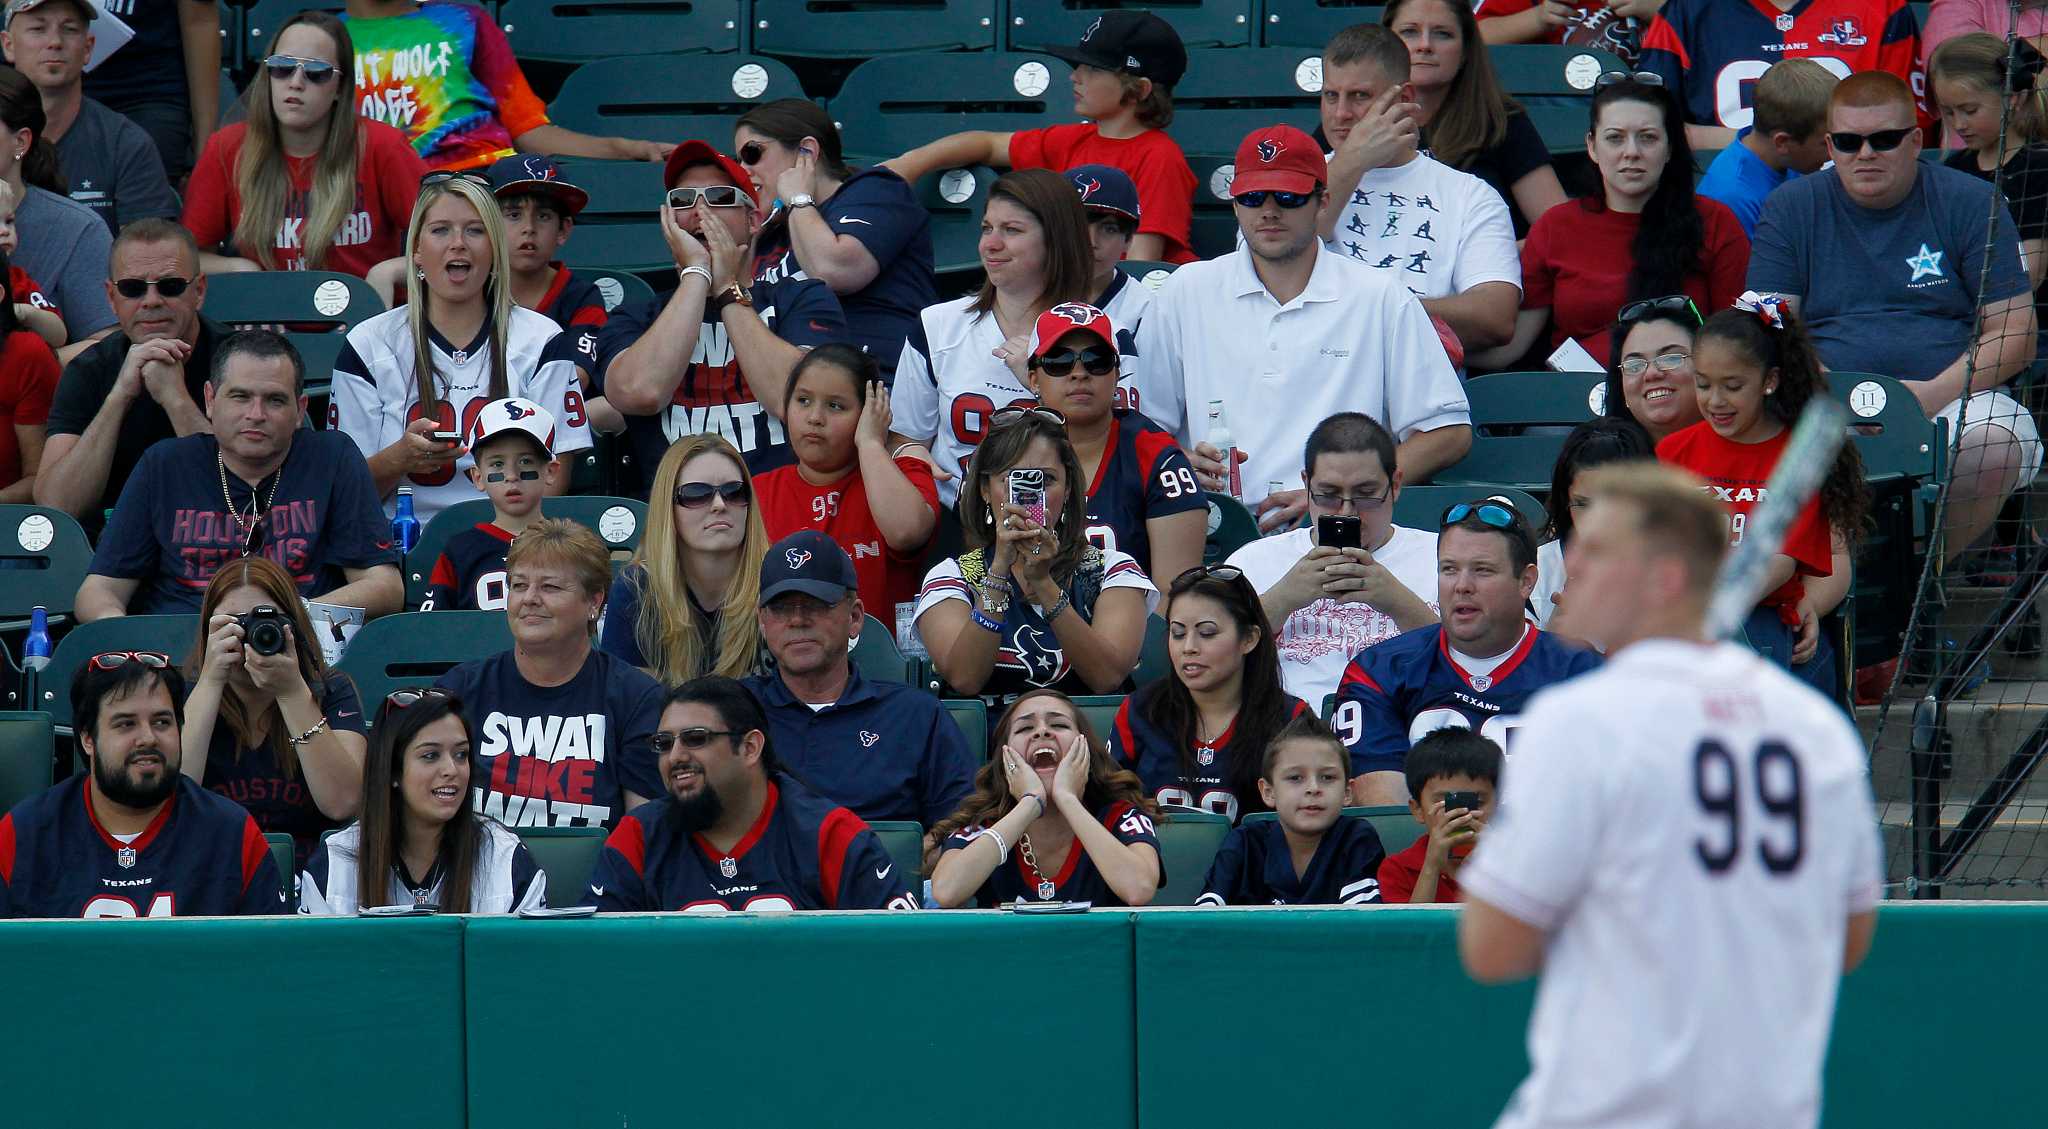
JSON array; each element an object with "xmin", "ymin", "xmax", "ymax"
[
  {"xmin": 334, "ymin": 173, "xmax": 594, "ymax": 524},
  {"xmin": 601, "ymin": 432, "xmax": 770, "ymax": 685},
  {"xmin": 183, "ymin": 11, "xmax": 425, "ymax": 276}
]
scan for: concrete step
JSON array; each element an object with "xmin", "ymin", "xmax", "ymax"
[
  {"xmin": 1859, "ymin": 681, "xmax": 2048, "ymax": 803},
  {"xmin": 1879, "ymin": 801, "xmax": 2048, "ymax": 898}
]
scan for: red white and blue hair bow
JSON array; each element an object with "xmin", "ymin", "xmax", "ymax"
[{"xmin": 1733, "ymin": 290, "xmax": 1788, "ymax": 330}]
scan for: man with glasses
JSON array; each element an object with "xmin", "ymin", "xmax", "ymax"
[
  {"xmin": 1138, "ymin": 124, "xmax": 1469, "ymax": 532},
  {"xmin": 1332, "ymin": 497, "xmax": 1599, "ymax": 804},
  {"xmin": 1225, "ymin": 412, "xmax": 1440, "ymax": 709},
  {"xmin": 585, "ymin": 675, "xmax": 919, "ymax": 912},
  {"xmin": 1749, "ymin": 71, "xmax": 2039, "ymax": 568},
  {"xmin": 592, "ymin": 140, "xmax": 847, "ymax": 496},
  {"xmin": 0, "ymin": 652, "xmax": 285, "ymax": 918},
  {"xmin": 741, "ymin": 532, "xmax": 974, "ymax": 825},
  {"xmin": 37, "ymin": 218, "xmax": 221, "ymax": 531},
  {"xmin": 2, "ymin": 0, "xmax": 178, "ymax": 236}
]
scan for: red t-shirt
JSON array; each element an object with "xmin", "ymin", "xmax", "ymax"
[
  {"xmin": 182, "ymin": 120, "xmax": 428, "ymax": 277},
  {"xmin": 1009, "ymin": 123, "xmax": 1198, "ymax": 264},
  {"xmin": 1657, "ymin": 421, "xmax": 1832, "ymax": 618},
  {"xmin": 754, "ymin": 455, "xmax": 942, "ymax": 625},
  {"xmin": 1474, "ymin": 0, "xmax": 1618, "ymax": 44},
  {"xmin": 1377, "ymin": 833, "xmax": 1463, "ymax": 904},
  {"xmin": 0, "ymin": 328, "xmax": 59, "ymax": 488},
  {"xmin": 1520, "ymin": 195, "xmax": 1750, "ymax": 358},
  {"xmin": 9, "ymin": 266, "xmax": 55, "ymax": 317}
]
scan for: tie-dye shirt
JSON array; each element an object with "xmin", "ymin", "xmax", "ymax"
[{"xmin": 346, "ymin": 1, "xmax": 550, "ymax": 171}]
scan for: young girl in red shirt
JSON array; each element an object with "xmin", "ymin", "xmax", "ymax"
[{"xmin": 1656, "ymin": 294, "xmax": 1867, "ymax": 698}]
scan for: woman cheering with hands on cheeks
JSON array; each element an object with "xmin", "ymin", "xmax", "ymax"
[{"xmin": 928, "ymin": 689, "xmax": 1162, "ymax": 907}]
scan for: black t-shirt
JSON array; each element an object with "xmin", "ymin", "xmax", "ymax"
[
  {"xmin": 46, "ymin": 318, "xmax": 224, "ymax": 531},
  {"xmin": 82, "ymin": 0, "xmax": 198, "ymax": 107},
  {"xmin": 1947, "ymin": 145, "xmax": 2048, "ymax": 345},
  {"xmin": 1448, "ymin": 109, "xmax": 1554, "ymax": 239},
  {"xmin": 202, "ymin": 674, "xmax": 369, "ymax": 871}
]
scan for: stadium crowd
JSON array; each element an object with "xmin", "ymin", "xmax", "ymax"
[{"xmin": 0, "ymin": 0, "xmax": 2023, "ymax": 917}]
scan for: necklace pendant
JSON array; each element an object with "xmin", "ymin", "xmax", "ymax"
[
  {"xmin": 719, "ymin": 856, "xmax": 738, "ymax": 879},
  {"xmin": 1036, "ymin": 879, "xmax": 1056, "ymax": 900}
]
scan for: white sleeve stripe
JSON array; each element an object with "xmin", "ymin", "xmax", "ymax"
[
  {"xmin": 1340, "ymin": 876, "xmax": 1380, "ymax": 903},
  {"xmin": 1193, "ymin": 892, "xmax": 1225, "ymax": 907}
]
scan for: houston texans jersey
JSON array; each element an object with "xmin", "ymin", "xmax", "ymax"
[
  {"xmin": 1082, "ymin": 409, "xmax": 1204, "ymax": 578},
  {"xmin": 0, "ymin": 775, "xmax": 284, "ymax": 918},
  {"xmin": 940, "ymin": 800, "xmax": 1160, "ymax": 906},
  {"xmin": 1108, "ymin": 680, "xmax": 1310, "ymax": 823},
  {"xmin": 1332, "ymin": 623, "xmax": 1601, "ymax": 776},
  {"xmin": 1640, "ymin": 0, "xmax": 1924, "ymax": 132},
  {"xmin": 1195, "ymin": 816, "xmax": 1385, "ymax": 906},
  {"xmin": 422, "ymin": 522, "xmax": 514, "ymax": 611},
  {"xmin": 585, "ymin": 776, "xmax": 916, "ymax": 911},
  {"xmin": 1096, "ymin": 269, "xmax": 1154, "ymax": 415},
  {"xmin": 535, "ymin": 264, "xmax": 610, "ymax": 332},
  {"xmin": 298, "ymin": 819, "xmax": 545, "ymax": 914},
  {"xmin": 913, "ymin": 547, "xmax": 1160, "ymax": 697}
]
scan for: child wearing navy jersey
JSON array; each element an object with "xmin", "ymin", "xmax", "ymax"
[
  {"xmin": 487, "ymin": 154, "xmax": 611, "ymax": 333},
  {"xmin": 421, "ymin": 397, "xmax": 562, "ymax": 611},
  {"xmin": 1197, "ymin": 714, "xmax": 1385, "ymax": 906}
]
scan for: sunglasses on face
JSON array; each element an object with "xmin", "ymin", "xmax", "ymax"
[
  {"xmin": 991, "ymin": 405, "xmax": 1066, "ymax": 427},
  {"xmin": 1617, "ymin": 294, "xmax": 1703, "ymax": 327},
  {"xmin": 1619, "ymin": 350, "xmax": 1692, "ymax": 377},
  {"xmin": 1443, "ymin": 501, "xmax": 1521, "ymax": 530},
  {"xmin": 1595, "ymin": 69, "xmax": 1665, "ymax": 88},
  {"xmin": 666, "ymin": 185, "xmax": 749, "ymax": 210},
  {"xmin": 420, "ymin": 169, "xmax": 491, "ymax": 189},
  {"xmin": 113, "ymin": 276, "xmax": 191, "ymax": 300},
  {"xmin": 738, "ymin": 141, "xmax": 770, "ymax": 166},
  {"xmin": 264, "ymin": 54, "xmax": 338, "ymax": 83},
  {"xmin": 651, "ymin": 727, "xmax": 743, "ymax": 753},
  {"xmin": 88, "ymin": 650, "xmax": 170, "ymax": 672},
  {"xmin": 1033, "ymin": 345, "xmax": 1118, "ymax": 378},
  {"xmin": 1827, "ymin": 128, "xmax": 1913, "ymax": 154},
  {"xmin": 1232, "ymin": 190, "xmax": 1316, "ymax": 209},
  {"xmin": 674, "ymin": 480, "xmax": 752, "ymax": 509}
]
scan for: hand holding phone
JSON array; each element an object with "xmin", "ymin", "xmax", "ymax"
[
  {"xmin": 1316, "ymin": 514, "xmax": 1361, "ymax": 550},
  {"xmin": 1008, "ymin": 468, "xmax": 1048, "ymax": 528}
]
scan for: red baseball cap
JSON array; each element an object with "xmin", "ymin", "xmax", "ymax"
[
  {"xmin": 1030, "ymin": 302, "xmax": 1116, "ymax": 357},
  {"xmin": 1229, "ymin": 124, "xmax": 1325, "ymax": 196},
  {"xmin": 662, "ymin": 140, "xmax": 757, "ymax": 206}
]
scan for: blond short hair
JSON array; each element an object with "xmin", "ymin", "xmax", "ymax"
[
  {"xmin": 505, "ymin": 518, "xmax": 612, "ymax": 600},
  {"xmin": 1754, "ymin": 58, "xmax": 1839, "ymax": 140},
  {"xmin": 1578, "ymin": 463, "xmax": 1729, "ymax": 598}
]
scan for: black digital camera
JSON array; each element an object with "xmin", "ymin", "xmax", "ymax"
[{"xmin": 238, "ymin": 605, "xmax": 291, "ymax": 657}]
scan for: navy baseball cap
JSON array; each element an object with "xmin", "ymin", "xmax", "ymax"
[
  {"xmin": 759, "ymin": 531, "xmax": 858, "ymax": 606},
  {"xmin": 486, "ymin": 154, "xmax": 589, "ymax": 216},
  {"xmin": 1047, "ymin": 9, "xmax": 1187, "ymax": 87},
  {"xmin": 1065, "ymin": 164, "xmax": 1141, "ymax": 222}
]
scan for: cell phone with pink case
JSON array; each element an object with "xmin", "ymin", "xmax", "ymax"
[{"xmin": 1008, "ymin": 468, "xmax": 1048, "ymax": 528}]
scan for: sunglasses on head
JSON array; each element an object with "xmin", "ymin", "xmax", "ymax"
[
  {"xmin": 386, "ymin": 686, "xmax": 454, "ymax": 711},
  {"xmin": 264, "ymin": 54, "xmax": 338, "ymax": 83},
  {"xmin": 1443, "ymin": 501, "xmax": 1523, "ymax": 531},
  {"xmin": 1232, "ymin": 190, "xmax": 1316, "ymax": 209},
  {"xmin": 1595, "ymin": 69, "xmax": 1665, "ymax": 88},
  {"xmin": 667, "ymin": 185, "xmax": 749, "ymax": 210},
  {"xmin": 113, "ymin": 276, "xmax": 191, "ymax": 300},
  {"xmin": 1033, "ymin": 345, "xmax": 1117, "ymax": 378},
  {"xmin": 1171, "ymin": 563, "xmax": 1246, "ymax": 589},
  {"xmin": 421, "ymin": 169, "xmax": 491, "ymax": 190},
  {"xmin": 1617, "ymin": 294, "xmax": 1703, "ymax": 327},
  {"xmin": 651, "ymin": 727, "xmax": 744, "ymax": 754},
  {"xmin": 1827, "ymin": 128, "xmax": 1913, "ymax": 154},
  {"xmin": 991, "ymin": 404, "xmax": 1066, "ymax": 428},
  {"xmin": 88, "ymin": 650, "xmax": 170, "ymax": 672},
  {"xmin": 674, "ymin": 480, "xmax": 752, "ymax": 509}
]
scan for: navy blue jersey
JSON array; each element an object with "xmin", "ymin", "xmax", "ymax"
[
  {"xmin": 742, "ymin": 668, "xmax": 976, "ymax": 826},
  {"xmin": 913, "ymin": 546, "xmax": 1159, "ymax": 697},
  {"xmin": 751, "ymin": 166, "xmax": 936, "ymax": 374},
  {"xmin": 0, "ymin": 774, "xmax": 284, "ymax": 918},
  {"xmin": 1108, "ymin": 679, "xmax": 1310, "ymax": 824},
  {"xmin": 585, "ymin": 775, "xmax": 917, "ymax": 911},
  {"xmin": 939, "ymin": 800, "xmax": 1160, "ymax": 907},
  {"xmin": 592, "ymin": 274, "xmax": 847, "ymax": 496},
  {"xmin": 86, "ymin": 431, "xmax": 400, "ymax": 615},
  {"xmin": 422, "ymin": 523, "xmax": 514, "ymax": 611},
  {"xmin": 1082, "ymin": 409, "xmax": 1204, "ymax": 579},
  {"xmin": 202, "ymin": 673, "xmax": 368, "ymax": 871},
  {"xmin": 436, "ymin": 648, "xmax": 665, "ymax": 829},
  {"xmin": 1639, "ymin": 0, "xmax": 1923, "ymax": 131},
  {"xmin": 1332, "ymin": 624, "xmax": 1601, "ymax": 776},
  {"xmin": 535, "ymin": 263, "xmax": 611, "ymax": 333},
  {"xmin": 1195, "ymin": 816, "xmax": 1386, "ymax": 906}
]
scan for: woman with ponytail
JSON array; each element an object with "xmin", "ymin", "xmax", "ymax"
[
  {"xmin": 0, "ymin": 64, "xmax": 113, "ymax": 352},
  {"xmin": 183, "ymin": 12, "xmax": 425, "ymax": 278},
  {"xmin": 1657, "ymin": 295, "xmax": 1869, "ymax": 698},
  {"xmin": 1482, "ymin": 76, "xmax": 1748, "ymax": 369},
  {"xmin": 1931, "ymin": 33, "xmax": 2048, "ymax": 346}
]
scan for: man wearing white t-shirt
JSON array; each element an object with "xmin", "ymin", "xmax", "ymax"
[
  {"xmin": 1137, "ymin": 123, "xmax": 1471, "ymax": 531},
  {"xmin": 1226, "ymin": 412, "xmax": 1438, "ymax": 707},
  {"xmin": 1460, "ymin": 464, "xmax": 1880, "ymax": 1129},
  {"xmin": 1315, "ymin": 24, "xmax": 1521, "ymax": 354}
]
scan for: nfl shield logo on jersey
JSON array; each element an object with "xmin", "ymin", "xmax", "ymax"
[
  {"xmin": 116, "ymin": 847, "xmax": 136, "ymax": 869},
  {"xmin": 1196, "ymin": 745, "xmax": 1216, "ymax": 767},
  {"xmin": 1471, "ymin": 675, "xmax": 1493, "ymax": 693},
  {"xmin": 719, "ymin": 857, "xmax": 739, "ymax": 879}
]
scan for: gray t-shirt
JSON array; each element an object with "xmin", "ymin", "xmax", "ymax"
[
  {"xmin": 14, "ymin": 184, "xmax": 115, "ymax": 340},
  {"xmin": 1747, "ymin": 163, "xmax": 2030, "ymax": 382},
  {"xmin": 53, "ymin": 97, "xmax": 180, "ymax": 236}
]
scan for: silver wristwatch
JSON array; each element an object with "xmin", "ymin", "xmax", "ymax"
[{"xmin": 785, "ymin": 193, "xmax": 817, "ymax": 210}]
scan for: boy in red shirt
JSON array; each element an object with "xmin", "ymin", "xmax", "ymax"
[
  {"xmin": 883, "ymin": 10, "xmax": 1196, "ymax": 263},
  {"xmin": 1378, "ymin": 727, "xmax": 1500, "ymax": 904}
]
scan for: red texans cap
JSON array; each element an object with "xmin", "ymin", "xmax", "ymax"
[
  {"xmin": 1229, "ymin": 124, "xmax": 1325, "ymax": 195},
  {"xmin": 1030, "ymin": 302, "xmax": 1116, "ymax": 357}
]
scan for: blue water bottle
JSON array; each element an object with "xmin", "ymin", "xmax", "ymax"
[
  {"xmin": 23, "ymin": 605, "xmax": 50, "ymax": 672},
  {"xmin": 391, "ymin": 486, "xmax": 421, "ymax": 555}
]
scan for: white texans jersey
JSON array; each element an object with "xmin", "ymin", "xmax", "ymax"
[
  {"xmin": 333, "ymin": 305, "xmax": 595, "ymax": 525},
  {"xmin": 1461, "ymin": 639, "xmax": 1882, "ymax": 1129}
]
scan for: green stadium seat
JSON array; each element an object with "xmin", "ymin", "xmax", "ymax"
[
  {"xmin": 37, "ymin": 616, "xmax": 199, "ymax": 733},
  {"xmin": 1006, "ymin": 0, "xmax": 1252, "ymax": 52},
  {"xmin": 1132, "ymin": 612, "xmax": 1172, "ymax": 686},
  {"xmin": 1203, "ymin": 491, "xmax": 1260, "ymax": 564},
  {"xmin": 265, "ymin": 833, "xmax": 294, "ymax": 903},
  {"xmin": 1151, "ymin": 808, "xmax": 1230, "ymax": 905},
  {"xmin": 200, "ymin": 270, "xmax": 385, "ymax": 398},
  {"xmin": 553, "ymin": 159, "xmax": 670, "ymax": 272},
  {"xmin": 1185, "ymin": 151, "xmax": 1242, "ymax": 259},
  {"xmin": 1169, "ymin": 47, "xmax": 1325, "ymax": 160},
  {"xmin": 1257, "ymin": 0, "xmax": 1381, "ymax": 49},
  {"xmin": 1435, "ymin": 424, "xmax": 1575, "ymax": 495},
  {"xmin": 577, "ymin": 266, "xmax": 657, "ymax": 319},
  {"xmin": 1071, "ymin": 693, "xmax": 1124, "ymax": 740},
  {"xmin": 1464, "ymin": 370, "xmax": 1610, "ymax": 430},
  {"xmin": 1828, "ymin": 372, "xmax": 1943, "ymax": 664},
  {"xmin": 547, "ymin": 55, "xmax": 805, "ymax": 145},
  {"xmin": 513, "ymin": 826, "xmax": 607, "ymax": 907},
  {"xmin": 912, "ymin": 165, "xmax": 1001, "ymax": 277},
  {"xmin": 851, "ymin": 614, "xmax": 910, "ymax": 684},
  {"xmin": 832, "ymin": 53, "xmax": 1074, "ymax": 161},
  {"xmin": 944, "ymin": 697, "xmax": 988, "ymax": 759},
  {"xmin": 752, "ymin": 0, "xmax": 998, "ymax": 58},
  {"xmin": 1391, "ymin": 484, "xmax": 1548, "ymax": 533},
  {"xmin": 0, "ymin": 710, "xmax": 53, "ymax": 813},
  {"xmin": 336, "ymin": 611, "xmax": 512, "ymax": 713},
  {"xmin": 405, "ymin": 495, "xmax": 648, "ymax": 608},
  {"xmin": 1491, "ymin": 45, "xmax": 1627, "ymax": 154},
  {"xmin": 496, "ymin": 0, "xmax": 744, "ymax": 61},
  {"xmin": 0, "ymin": 505, "xmax": 94, "ymax": 629},
  {"xmin": 866, "ymin": 820, "xmax": 926, "ymax": 884},
  {"xmin": 1114, "ymin": 259, "xmax": 1178, "ymax": 294},
  {"xmin": 1244, "ymin": 804, "xmax": 1424, "ymax": 856}
]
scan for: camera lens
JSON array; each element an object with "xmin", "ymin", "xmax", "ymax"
[{"xmin": 248, "ymin": 622, "xmax": 286, "ymax": 656}]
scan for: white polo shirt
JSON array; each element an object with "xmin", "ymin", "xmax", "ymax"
[
  {"xmin": 1134, "ymin": 242, "xmax": 1470, "ymax": 510},
  {"xmin": 1324, "ymin": 150, "xmax": 1522, "ymax": 302}
]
